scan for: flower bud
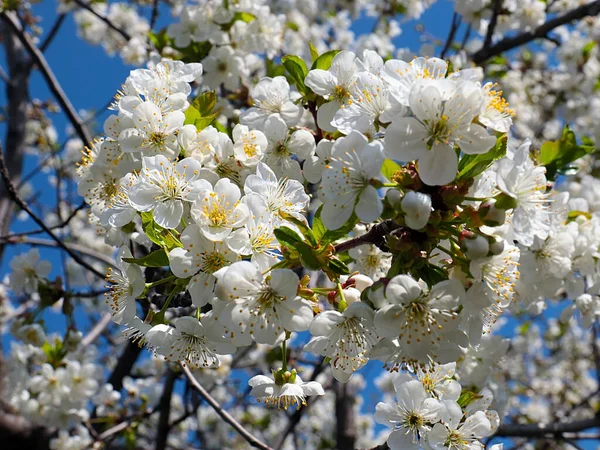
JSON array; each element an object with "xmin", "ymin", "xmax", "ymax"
[
  {"xmin": 462, "ymin": 234, "xmax": 490, "ymax": 260},
  {"xmin": 401, "ymin": 191, "xmax": 432, "ymax": 230},
  {"xmin": 344, "ymin": 287, "xmax": 361, "ymax": 305},
  {"xmin": 352, "ymin": 274, "xmax": 374, "ymax": 293},
  {"xmin": 385, "ymin": 189, "xmax": 402, "ymax": 208},
  {"xmin": 489, "ymin": 237, "xmax": 505, "ymax": 255},
  {"xmin": 478, "ymin": 199, "xmax": 506, "ymax": 225}
]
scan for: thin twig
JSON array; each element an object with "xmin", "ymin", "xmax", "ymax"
[
  {"xmin": 1, "ymin": 11, "xmax": 93, "ymax": 145},
  {"xmin": 150, "ymin": 0, "xmax": 160, "ymax": 30},
  {"xmin": 81, "ymin": 312, "xmax": 112, "ymax": 348},
  {"xmin": 0, "ymin": 146, "xmax": 108, "ymax": 279},
  {"xmin": 472, "ymin": 0, "xmax": 600, "ymax": 64},
  {"xmin": 40, "ymin": 14, "xmax": 66, "ymax": 53},
  {"xmin": 484, "ymin": 0, "xmax": 502, "ymax": 52},
  {"xmin": 181, "ymin": 364, "xmax": 275, "ymax": 450},
  {"xmin": 0, "ymin": 200, "xmax": 87, "ymax": 240},
  {"xmin": 71, "ymin": 0, "xmax": 131, "ymax": 41},
  {"xmin": 440, "ymin": 12, "xmax": 460, "ymax": 59}
]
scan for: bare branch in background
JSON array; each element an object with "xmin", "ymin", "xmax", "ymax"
[{"xmin": 472, "ymin": 0, "xmax": 600, "ymax": 64}]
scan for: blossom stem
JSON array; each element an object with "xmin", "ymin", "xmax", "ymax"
[
  {"xmin": 336, "ymin": 282, "xmax": 347, "ymax": 312},
  {"xmin": 145, "ymin": 275, "xmax": 177, "ymax": 289},
  {"xmin": 463, "ymin": 196, "xmax": 488, "ymax": 202},
  {"xmin": 154, "ymin": 288, "xmax": 177, "ymax": 323},
  {"xmin": 281, "ymin": 339, "xmax": 288, "ymax": 372}
]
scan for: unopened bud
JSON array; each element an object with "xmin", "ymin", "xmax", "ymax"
[
  {"xmin": 489, "ymin": 237, "xmax": 505, "ymax": 255},
  {"xmin": 402, "ymin": 191, "xmax": 432, "ymax": 230},
  {"xmin": 352, "ymin": 274, "xmax": 374, "ymax": 293},
  {"xmin": 479, "ymin": 199, "xmax": 506, "ymax": 225},
  {"xmin": 385, "ymin": 189, "xmax": 402, "ymax": 208},
  {"xmin": 462, "ymin": 234, "xmax": 490, "ymax": 260},
  {"xmin": 344, "ymin": 287, "xmax": 361, "ymax": 305}
]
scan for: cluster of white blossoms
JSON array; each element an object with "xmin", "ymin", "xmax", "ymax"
[
  {"xmin": 64, "ymin": 42, "xmax": 600, "ymax": 447},
  {"xmin": 375, "ymin": 363, "xmax": 499, "ymax": 450}
]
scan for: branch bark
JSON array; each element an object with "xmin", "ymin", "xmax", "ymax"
[
  {"xmin": 471, "ymin": 0, "xmax": 600, "ymax": 64},
  {"xmin": 155, "ymin": 369, "xmax": 177, "ymax": 450},
  {"xmin": 0, "ymin": 21, "xmax": 31, "ymax": 262},
  {"xmin": 495, "ymin": 415, "xmax": 600, "ymax": 438},
  {"xmin": 334, "ymin": 220, "xmax": 401, "ymax": 254}
]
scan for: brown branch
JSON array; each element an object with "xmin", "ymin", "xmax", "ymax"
[
  {"xmin": 483, "ymin": 0, "xmax": 502, "ymax": 52},
  {"xmin": 0, "ymin": 22, "xmax": 30, "ymax": 262},
  {"xmin": 1, "ymin": 11, "xmax": 93, "ymax": 145},
  {"xmin": 440, "ymin": 12, "xmax": 460, "ymax": 59},
  {"xmin": 71, "ymin": 0, "xmax": 131, "ymax": 41},
  {"xmin": 495, "ymin": 415, "xmax": 600, "ymax": 438},
  {"xmin": 334, "ymin": 220, "xmax": 401, "ymax": 254},
  {"xmin": 181, "ymin": 364, "xmax": 274, "ymax": 450},
  {"xmin": 335, "ymin": 380, "xmax": 356, "ymax": 449},
  {"xmin": 156, "ymin": 369, "xmax": 177, "ymax": 450},
  {"xmin": 472, "ymin": 0, "xmax": 600, "ymax": 64}
]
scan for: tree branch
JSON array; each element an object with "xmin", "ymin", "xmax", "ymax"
[
  {"xmin": 1, "ymin": 11, "xmax": 93, "ymax": 145},
  {"xmin": 0, "ymin": 21, "xmax": 30, "ymax": 263},
  {"xmin": 495, "ymin": 415, "xmax": 600, "ymax": 438},
  {"xmin": 472, "ymin": 0, "xmax": 600, "ymax": 64},
  {"xmin": 440, "ymin": 12, "xmax": 460, "ymax": 60},
  {"xmin": 181, "ymin": 364, "xmax": 274, "ymax": 450},
  {"xmin": 334, "ymin": 220, "xmax": 401, "ymax": 254},
  {"xmin": 483, "ymin": 0, "xmax": 502, "ymax": 52},
  {"xmin": 156, "ymin": 369, "xmax": 177, "ymax": 450},
  {"xmin": 81, "ymin": 312, "xmax": 112, "ymax": 348}
]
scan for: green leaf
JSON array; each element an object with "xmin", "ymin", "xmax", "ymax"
[
  {"xmin": 281, "ymin": 215, "xmax": 318, "ymax": 246},
  {"xmin": 322, "ymin": 213, "xmax": 359, "ymax": 247},
  {"xmin": 233, "ymin": 11, "xmax": 256, "ymax": 23},
  {"xmin": 539, "ymin": 125, "xmax": 596, "ymax": 180},
  {"xmin": 286, "ymin": 21, "xmax": 299, "ymax": 32},
  {"xmin": 327, "ymin": 257, "xmax": 350, "ymax": 275},
  {"xmin": 457, "ymin": 134, "xmax": 507, "ymax": 181},
  {"xmin": 411, "ymin": 263, "xmax": 448, "ymax": 289},
  {"xmin": 457, "ymin": 390, "xmax": 483, "ymax": 408},
  {"xmin": 274, "ymin": 226, "xmax": 304, "ymax": 249},
  {"xmin": 309, "ymin": 42, "xmax": 319, "ymax": 63},
  {"xmin": 282, "ymin": 55, "xmax": 309, "ymax": 95},
  {"xmin": 123, "ymin": 249, "xmax": 170, "ymax": 267},
  {"xmin": 148, "ymin": 29, "xmax": 171, "ymax": 52},
  {"xmin": 195, "ymin": 115, "xmax": 217, "ymax": 131},
  {"xmin": 311, "ymin": 206, "xmax": 328, "ymax": 242},
  {"xmin": 295, "ymin": 241, "xmax": 322, "ymax": 270},
  {"xmin": 583, "ymin": 41, "xmax": 596, "ymax": 59},
  {"xmin": 140, "ymin": 212, "xmax": 183, "ymax": 251},
  {"xmin": 567, "ymin": 210, "xmax": 592, "ymax": 223},
  {"xmin": 381, "ymin": 159, "xmax": 401, "ymax": 182},
  {"xmin": 311, "ymin": 49, "xmax": 341, "ymax": 70},
  {"xmin": 184, "ymin": 105, "xmax": 201, "ymax": 125},
  {"xmin": 192, "ymin": 91, "xmax": 217, "ymax": 116}
]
